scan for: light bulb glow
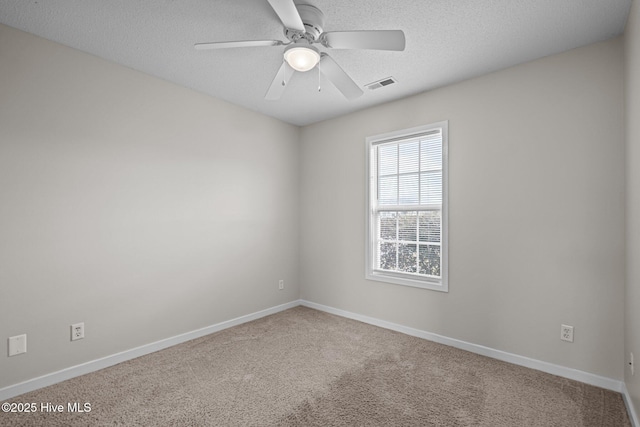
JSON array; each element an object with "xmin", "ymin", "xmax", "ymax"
[{"xmin": 284, "ymin": 46, "xmax": 320, "ymax": 72}]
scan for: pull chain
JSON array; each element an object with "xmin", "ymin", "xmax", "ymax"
[{"xmin": 317, "ymin": 64, "xmax": 321, "ymax": 92}]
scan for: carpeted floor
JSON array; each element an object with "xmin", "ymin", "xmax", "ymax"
[{"xmin": 0, "ymin": 306, "xmax": 631, "ymax": 426}]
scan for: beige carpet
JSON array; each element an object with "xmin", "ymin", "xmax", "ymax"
[{"xmin": 0, "ymin": 306, "xmax": 631, "ymax": 426}]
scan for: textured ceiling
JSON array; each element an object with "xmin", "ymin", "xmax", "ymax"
[{"xmin": 0, "ymin": 0, "xmax": 632, "ymax": 126}]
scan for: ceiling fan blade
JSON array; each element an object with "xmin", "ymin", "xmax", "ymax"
[
  {"xmin": 319, "ymin": 54, "xmax": 363, "ymax": 100},
  {"xmin": 194, "ymin": 40, "xmax": 283, "ymax": 50},
  {"xmin": 267, "ymin": 0, "xmax": 305, "ymax": 32},
  {"xmin": 321, "ymin": 30, "xmax": 406, "ymax": 51},
  {"xmin": 265, "ymin": 62, "xmax": 296, "ymax": 100}
]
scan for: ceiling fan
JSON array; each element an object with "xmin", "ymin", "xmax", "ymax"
[{"xmin": 194, "ymin": 0, "xmax": 405, "ymax": 100}]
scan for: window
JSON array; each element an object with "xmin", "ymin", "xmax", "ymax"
[{"xmin": 366, "ymin": 121, "xmax": 448, "ymax": 291}]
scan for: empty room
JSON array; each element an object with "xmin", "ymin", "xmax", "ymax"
[{"xmin": 1, "ymin": 0, "xmax": 640, "ymax": 425}]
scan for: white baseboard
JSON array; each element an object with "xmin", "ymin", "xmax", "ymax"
[
  {"xmin": 300, "ymin": 300, "xmax": 625, "ymax": 393},
  {"xmin": 0, "ymin": 300, "xmax": 299, "ymax": 401}
]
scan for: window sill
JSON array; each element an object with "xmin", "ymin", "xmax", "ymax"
[{"xmin": 366, "ymin": 271, "xmax": 448, "ymax": 292}]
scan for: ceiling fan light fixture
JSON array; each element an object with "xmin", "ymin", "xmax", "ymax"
[{"xmin": 284, "ymin": 44, "xmax": 320, "ymax": 72}]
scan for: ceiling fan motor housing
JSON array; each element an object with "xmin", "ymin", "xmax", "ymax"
[{"xmin": 284, "ymin": 4, "xmax": 325, "ymax": 42}]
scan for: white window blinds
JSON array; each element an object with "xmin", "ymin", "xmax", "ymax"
[{"xmin": 366, "ymin": 122, "xmax": 448, "ymax": 291}]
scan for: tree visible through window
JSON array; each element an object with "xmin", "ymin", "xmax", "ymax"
[{"xmin": 366, "ymin": 122, "xmax": 448, "ymax": 291}]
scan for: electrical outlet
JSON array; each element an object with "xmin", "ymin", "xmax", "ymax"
[
  {"xmin": 560, "ymin": 324, "xmax": 574, "ymax": 342},
  {"xmin": 71, "ymin": 323, "xmax": 84, "ymax": 341},
  {"xmin": 8, "ymin": 334, "xmax": 27, "ymax": 356},
  {"xmin": 631, "ymin": 352, "xmax": 635, "ymax": 376},
  {"xmin": 278, "ymin": 280, "xmax": 284, "ymax": 290}
]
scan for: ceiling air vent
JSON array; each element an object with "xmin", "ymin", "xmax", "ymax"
[{"xmin": 365, "ymin": 77, "xmax": 397, "ymax": 91}]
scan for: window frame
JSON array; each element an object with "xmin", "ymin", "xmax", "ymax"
[{"xmin": 365, "ymin": 121, "xmax": 449, "ymax": 292}]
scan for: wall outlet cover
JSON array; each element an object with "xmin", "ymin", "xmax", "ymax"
[
  {"xmin": 560, "ymin": 324, "xmax": 574, "ymax": 342},
  {"xmin": 8, "ymin": 334, "xmax": 27, "ymax": 356},
  {"xmin": 71, "ymin": 323, "xmax": 85, "ymax": 341}
]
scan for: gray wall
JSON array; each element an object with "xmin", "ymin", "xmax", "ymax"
[
  {"xmin": 0, "ymin": 24, "xmax": 300, "ymax": 389},
  {"xmin": 625, "ymin": 0, "xmax": 640, "ymax": 414},
  {"xmin": 300, "ymin": 38, "xmax": 625, "ymax": 380}
]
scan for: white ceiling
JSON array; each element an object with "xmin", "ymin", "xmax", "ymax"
[{"xmin": 0, "ymin": 0, "xmax": 632, "ymax": 126}]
